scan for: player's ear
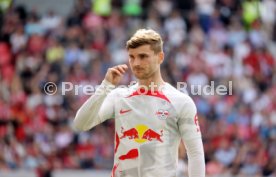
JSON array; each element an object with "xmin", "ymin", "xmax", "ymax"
[{"xmin": 158, "ymin": 52, "xmax": 164, "ymax": 64}]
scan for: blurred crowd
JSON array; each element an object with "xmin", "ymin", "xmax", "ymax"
[{"xmin": 0, "ymin": 0, "xmax": 276, "ymax": 176}]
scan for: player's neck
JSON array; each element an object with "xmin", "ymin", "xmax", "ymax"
[{"xmin": 138, "ymin": 72, "xmax": 165, "ymax": 90}]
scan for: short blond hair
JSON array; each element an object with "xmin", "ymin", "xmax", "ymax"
[{"xmin": 126, "ymin": 29, "xmax": 163, "ymax": 54}]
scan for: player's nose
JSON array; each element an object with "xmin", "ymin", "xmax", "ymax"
[{"xmin": 132, "ymin": 58, "xmax": 142, "ymax": 67}]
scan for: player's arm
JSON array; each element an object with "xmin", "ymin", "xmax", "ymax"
[
  {"xmin": 177, "ymin": 96, "xmax": 205, "ymax": 177},
  {"xmin": 73, "ymin": 64, "xmax": 128, "ymax": 131}
]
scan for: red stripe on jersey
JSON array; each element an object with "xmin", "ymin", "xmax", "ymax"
[
  {"xmin": 111, "ymin": 163, "xmax": 119, "ymax": 177},
  {"xmin": 127, "ymin": 88, "xmax": 170, "ymax": 103},
  {"xmin": 115, "ymin": 132, "xmax": 120, "ymax": 154}
]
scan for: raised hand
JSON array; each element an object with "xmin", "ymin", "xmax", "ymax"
[{"xmin": 104, "ymin": 64, "xmax": 128, "ymax": 85}]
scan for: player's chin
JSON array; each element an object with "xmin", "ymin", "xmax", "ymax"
[{"xmin": 134, "ymin": 73, "xmax": 146, "ymax": 79}]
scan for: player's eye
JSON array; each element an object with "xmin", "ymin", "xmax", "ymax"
[
  {"xmin": 129, "ymin": 56, "xmax": 134, "ymax": 61},
  {"xmin": 139, "ymin": 54, "xmax": 148, "ymax": 59}
]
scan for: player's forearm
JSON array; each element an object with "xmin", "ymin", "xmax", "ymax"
[
  {"xmin": 73, "ymin": 80, "xmax": 115, "ymax": 131},
  {"xmin": 185, "ymin": 138, "xmax": 205, "ymax": 177}
]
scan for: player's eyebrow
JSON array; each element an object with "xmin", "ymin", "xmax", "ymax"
[
  {"xmin": 138, "ymin": 53, "xmax": 149, "ymax": 57},
  {"xmin": 129, "ymin": 53, "xmax": 150, "ymax": 58}
]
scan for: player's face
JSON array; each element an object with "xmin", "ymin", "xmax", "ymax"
[{"xmin": 128, "ymin": 45, "xmax": 163, "ymax": 80}]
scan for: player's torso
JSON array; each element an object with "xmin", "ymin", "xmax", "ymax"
[{"xmin": 112, "ymin": 86, "xmax": 181, "ymax": 177}]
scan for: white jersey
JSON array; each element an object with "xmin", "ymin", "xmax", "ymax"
[{"xmin": 74, "ymin": 80, "xmax": 205, "ymax": 177}]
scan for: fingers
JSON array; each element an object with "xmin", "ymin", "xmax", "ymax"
[
  {"xmin": 107, "ymin": 64, "xmax": 128, "ymax": 77},
  {"xmin": 112, "ymin": 64, "xmax": 128, "ymax": 75},
  {"xmin": 105, "ymin": 64, "xmax": 128, "ymax": 85},
  {"xmin": 121, "ymin": 64, "xmax": 128, "ymax": 70},
  {"xmin": 109, "ymin": 68, "xmax": 123, "ymax": 77},
  {"xmin": 116, "ymin": 64, "xmax": 128, "ymax": 74}
]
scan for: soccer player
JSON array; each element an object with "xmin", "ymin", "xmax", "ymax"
[{"xmin": 74, "ymin": 29, "xmax": 205, "ymax": 177}]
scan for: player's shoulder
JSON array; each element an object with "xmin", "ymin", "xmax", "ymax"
[
  {"xmin": 164, "ymin": 83, "xmax": 194, "ymax": 107},
  {"xmin": 163, "ymin": 83, "xmax": 197, "ymax": 115},
  {"xmin": 163, "ymin": 82, "xmax": 194, "ymax": 103}
]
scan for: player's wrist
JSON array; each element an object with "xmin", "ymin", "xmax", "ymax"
[
  {"xmin": 102, "ymin": 79, "xmax": 116, "ymax": 87},
  {"xmin": 96, "ymin": 79, "xmax": 116, "ymax": 94}
]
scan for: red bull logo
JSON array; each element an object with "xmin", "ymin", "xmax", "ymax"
[
  {"xmin": 120, "ymin": 127, "xmax": 139, "ymax": 140},
  {"xmin": 120, "ymin": 124, "xmax": 163, "ymax": 144},
  {"xmin": 113, "ymin": 125, "xmax": 163, "ymax": 176},
  {"xmin": 142, "ymin": 129, "xmax": 163, "ymax": 142}
]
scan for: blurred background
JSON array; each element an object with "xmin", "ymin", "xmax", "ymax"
[{"xmin": 0, "ymin": 0, "xmax": 276, "ymax": 177}]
